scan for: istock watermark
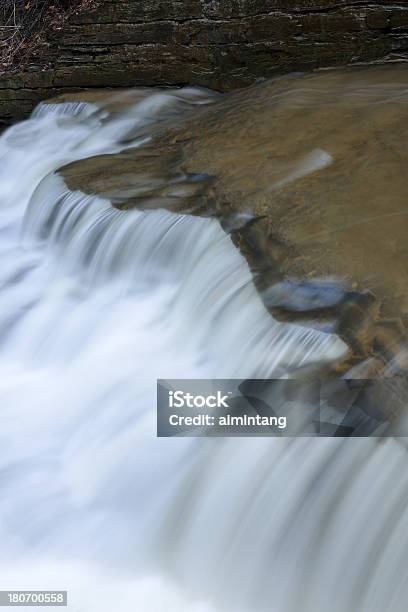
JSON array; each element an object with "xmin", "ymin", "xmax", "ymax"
[
  {"xmin": 169, "ymin": 390, "xmax": 230, "ymax": 409},
  {"xmin": 157, "ymin": 379, "xmax": 405, "ymax": 437}
]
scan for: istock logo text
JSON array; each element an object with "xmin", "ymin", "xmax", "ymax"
[{"xmin": 169, "ymin": 390, "xmax": 230, "ymax": 409}]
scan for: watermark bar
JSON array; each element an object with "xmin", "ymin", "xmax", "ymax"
[
  {"xmin": 157, "ymin": 378, "xmax": 406, "ymax": 437},
  {"xmin": 0, "ymin": 592, "xmax": 67, "ymax": 607}
]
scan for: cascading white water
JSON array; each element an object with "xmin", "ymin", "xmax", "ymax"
[{"xmin": 0, "ymin": 91, "xmax": 406, "ymax": 612}]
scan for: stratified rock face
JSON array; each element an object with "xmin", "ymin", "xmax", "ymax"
[{"xmin": 1, "ymin": 0, "xmax": 408, "ymax": 123}]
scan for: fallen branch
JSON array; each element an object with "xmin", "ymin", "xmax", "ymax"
[{"xmin": 0, "ymin": 0, "xmax": 96, "ymax": 75}]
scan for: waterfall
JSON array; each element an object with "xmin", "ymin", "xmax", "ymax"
[{"xmin": 0, "ymin": 91, "xmax": 406, "ymax": 612}]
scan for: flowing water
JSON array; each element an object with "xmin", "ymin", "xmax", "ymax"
[{"xmin": 0, "ymin": 79, "xmax": 407, "ymax": 612}]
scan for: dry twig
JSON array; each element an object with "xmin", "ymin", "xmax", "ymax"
[{"xmin": 0, "ymin": 0, "xmax": 96, "ymax": 75}]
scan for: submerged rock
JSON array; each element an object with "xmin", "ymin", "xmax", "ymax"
[
  {"xmin": 262, "ymin": 279, "xmax": 348, "ymax": 312},
  {"xmin": 52, "ymin": 65, "xmax": 408, "ymax": 372}
]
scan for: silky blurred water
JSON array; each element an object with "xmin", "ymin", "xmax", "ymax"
[{"xmin": 0, "ymin": 89, "xmax": 406, "ymax": 612}]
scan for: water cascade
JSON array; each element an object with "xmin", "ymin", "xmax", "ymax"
[{"xmin": 0, "ymin": 85, "xmax": 407, "ymax": 612}]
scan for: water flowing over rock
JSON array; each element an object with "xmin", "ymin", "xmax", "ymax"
[
  {"xmin": 57, "ymin": 65, "xmax": 408, "ymax": 373},
  {"xmin": 1, "ymin": 64, "xmax": 408, "ymax": 612},
  {"xmin": 2, "ymin": 1, "xmax": 408, "ymax": 123}
]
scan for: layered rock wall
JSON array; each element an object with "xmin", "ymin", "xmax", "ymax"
[{"xmin": 1, "ymin": 0, "xmax": 408, "ymax": 123}]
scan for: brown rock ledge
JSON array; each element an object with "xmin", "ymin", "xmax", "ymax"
[{"xmin": 57, "ymin": 65, "xmax": 408, "ymax": 376}]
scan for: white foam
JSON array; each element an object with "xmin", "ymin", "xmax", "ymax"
[{"xmin": 0, "ymin": 89, "xmax": 403, "ymax": 612}]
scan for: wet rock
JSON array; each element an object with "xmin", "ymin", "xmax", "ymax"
[
  {"xmin": 261, "ymin": 279, "xmax": 348, "ymax": 312},
  {"xmin": 55, "ymin": 65, "xmax": 408, "ymax": 374},
  {"xmin": 62, "ymin": 147, "xmax": 214, "ymax": 215}
]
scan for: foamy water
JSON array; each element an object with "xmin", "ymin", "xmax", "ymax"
[{"xmin": 0, "ymin": 90, "xmax": 406, "ymax": 612}]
